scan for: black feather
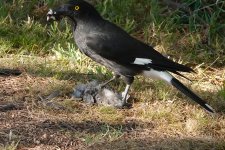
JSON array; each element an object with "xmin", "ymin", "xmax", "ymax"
[
  {"xmin": 171, "ymin": 71, "xmax": 192, "ymax": 81},
  {"xmin": 171, "ymin": 78, "xmax": 214, "ymax": 113}
]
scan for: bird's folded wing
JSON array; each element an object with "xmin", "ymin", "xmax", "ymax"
[
  {"xmin": 86, "ymin": 34, "xmax": 193, "ymax": 73},
  {"xmin": 86, "ymin": 35, "xmax": 135, "ymax": 64}
]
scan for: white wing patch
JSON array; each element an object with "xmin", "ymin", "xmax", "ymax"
[{"xmin": 133, "ymin": 58, "xmax": 152, "ymax": 65}]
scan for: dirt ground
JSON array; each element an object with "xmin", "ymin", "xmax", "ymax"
[
  {"xmin": 0, "ymin": 69, "xmax": 225, "ymax": 150},
  {"xmin": 0, "ymin": 74, "xmax": 86, "ymax": 149}
]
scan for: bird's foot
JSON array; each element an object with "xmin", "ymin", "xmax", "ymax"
[
  {"xmin": 121, "ymin": 91, "xmax": 130, "ymax": 107},
  {"xmin": 121, "ymin": 91, "xmax": 130, "ymax": 102},
  {"xmin": 96, "ymin": 83, "xmax": 106, "ymax": 91}
]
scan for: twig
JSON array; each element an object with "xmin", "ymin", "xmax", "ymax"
[{"xmin": 38, "ymin": 91, "xmax": 65, "ymax": 110}]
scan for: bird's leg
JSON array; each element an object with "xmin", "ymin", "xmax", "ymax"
[
  {"xmin": 98, "ymin": 74, "xmax": 120, "ymax": 89},
  {"xmin": 121, "ymin": 84, "xmax": 131, "ymax": 104},
  {"xmin": 120, "ymin": 76, "xmax": 134, "ymax": 105},
  {"xmin": 100, "ymin": 76, "xmax": 116, "ymax": 87}
]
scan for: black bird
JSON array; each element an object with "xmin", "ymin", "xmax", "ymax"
[{"xmin": 47, "ymin": 0, "xmax": 214, "ymax": 113}]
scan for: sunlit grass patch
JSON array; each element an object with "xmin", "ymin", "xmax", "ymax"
[
  {"xmin": 82, "ymin": 123, "xmax": 123, "ymax": 145},
  {"xmin": 219, "ymin": 83, "xmax": 225, "ymax": 101},
  {"xmin": 0, "ymin": 141, "xmax": 19, "ymax": 150}
]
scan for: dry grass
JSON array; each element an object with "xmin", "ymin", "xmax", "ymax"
[{"xmin": 0, "ymin": 55, "xmax": 224, "ymax": 150}]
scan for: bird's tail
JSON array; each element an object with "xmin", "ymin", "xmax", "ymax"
[{"xmin": 142, "ymin": 70, "xmax": 215, "ymax": 113}]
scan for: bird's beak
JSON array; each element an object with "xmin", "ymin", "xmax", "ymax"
[
  {"xmin": 47, "ymin": 9, "xmax": 57, "ymax": 21},
  {"xmin": 47, "ymin": 5, "xmax": 70, "ymax": 22}
]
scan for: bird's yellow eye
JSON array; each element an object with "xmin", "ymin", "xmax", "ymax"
[{"xmin": 75, "ymin": 6, "xmax": 80, "ymax": 11}]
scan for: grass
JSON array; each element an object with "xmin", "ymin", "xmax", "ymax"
[
  {"xmin": 0, "ymin": 0, "xmax": 225, "ymax": 149},
  {"xmin": 219, "ymin": 83, "xmax": 225, "ymax": 100},
  {"xmin": 0, "ymin": 141, "xmax": 19, "ymax": 150}
]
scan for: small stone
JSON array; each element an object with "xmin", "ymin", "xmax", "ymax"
[{"xmin": 40, "ymin": 134, "xmax": 48, "ymax": 140}]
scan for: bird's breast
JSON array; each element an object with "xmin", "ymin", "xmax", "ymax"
[
  {"xmin": 73, "ymin": 28, "xmax": 89, "ymax": 54},
  {"xmin": 72, "ymin": 25, "xmax": 140, "ymax": 76}
]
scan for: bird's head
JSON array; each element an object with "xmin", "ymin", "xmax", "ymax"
[{"xmin": 47, "ymin": 0, "xmax": 101, "ymax": 22}]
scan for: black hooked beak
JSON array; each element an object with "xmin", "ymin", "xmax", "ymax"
[{"xmin": 47, "ymin": 5, "xmax": 69, "ymax": 22}]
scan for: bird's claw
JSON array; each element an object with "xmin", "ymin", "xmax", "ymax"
[
  {"xmin": 121, "ymin": 92, "xmax": 130, "ymax": 101},
  {"xmin": 96, "ymin": 84, "xmax": 104, "ymax": 91}
]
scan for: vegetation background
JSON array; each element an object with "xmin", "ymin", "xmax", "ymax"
[{"xmin": 0, "ymin": 0, "xmax": 225, "ymax": 149}]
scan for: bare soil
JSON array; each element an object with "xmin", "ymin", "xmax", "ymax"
[{"xmin": 0, "ymin": 70, "xmax": 225, "ymax": 150}]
